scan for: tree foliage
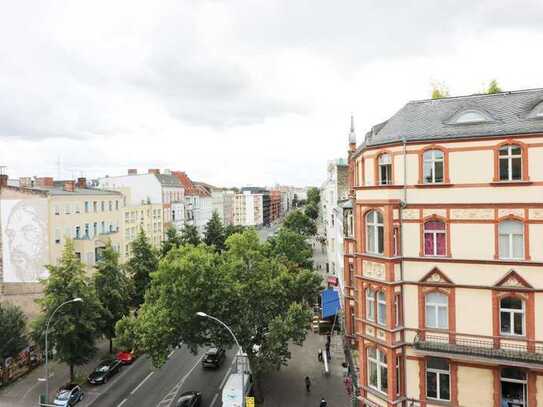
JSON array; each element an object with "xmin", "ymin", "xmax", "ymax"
[
  {"xmin": 283, "ymin": 210, "xmax": 317, "ymax": 236},
  {"xmin": 132, "ymin": 230, "xmax": 321, "ymax": 398},
  {"xmin": 431, "ymin": 82, "xmax": 449, "ymax": 99},
  {"xmin": 161, "ymin": 227, "xmax": 183, "ymax": 257},
  {"xmin": 204, "ymin": 211, "xmax": 225, "ymax": 251},
  {"xmin": 180, "ymin": 224, "xmax": 201, "ymax": 246},
  {"xmin": 0, "ymin": 302, "xmax": 28, "ymax": 364},
  {"xmin": 126, "ymin": 229, "xmax": 158, "ymax": 307},
  {"xmin": 113, "ymin": 315, "xmax": 139, "ymax": 352},
  {"xmin": 291, "ymin": 194, "xmax": 299, "ymax": 208},
  {"xmin": 94, "ymin": 241, "xmax": 131, "ymax": 352},
  {"xmin": 487, "ymin": 79, "xmax": 502, "ymax": 94},
  {"xmin": 224, "ymin": 224, "xmax": 245, "ymax": 240},
  {"xmin": 304, "ymin": 202, "xmax": 319, "ymax": 220},
  {"xmin": 267, "ymin": 228, "xmax": 313, "ymax": 269},
  {"xmin": 306, "ymin": 187, "xmax": 320, "ymax": 206},
  {"xmin": 33, "ymin": 240, "xmax": 102, "ymax": 380}
]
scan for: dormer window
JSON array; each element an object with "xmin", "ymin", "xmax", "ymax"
[
  {"xmin": 528, "ymin": 101, "xmax": 543, "ymax": 118},
  {"xmin": 448, "ymin": 109, "xmax": 492, "ymax": 124}
]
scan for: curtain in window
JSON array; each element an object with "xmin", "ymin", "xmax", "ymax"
[{"xmin": 424, "ymin": 221, "xmax": 446, "ymax": 256}]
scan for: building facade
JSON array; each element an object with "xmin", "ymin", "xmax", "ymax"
[
  {"xmin": 233, "ymin": 191, "xmax": 264, "ymax": 227},
  {"xmin": 172, "ymin": 172, "xmax": 213, "ymax": 235},
  {"xmin": 344, "ymin": 89, "xmax": 543, "ymax": 407}
]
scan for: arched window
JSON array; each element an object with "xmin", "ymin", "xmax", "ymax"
[
  {"xmin": 367, "ymin": 347, "xmax": 388, "ymax": 394},
  {"xmin": 423, "ymin": 150, "xmax": 444, "ymax": 184},
  {"xmin": 425, "ymin": 292, "xmax": 448, "ymax": 329},
  {"xmin": 499, "ymin": 221, "xmax": 524, "ymax": 260},
  {"xmin": 424, "ymin": 220, "xmax": 446, "ymax": 256},
  {"xmin": 378, "ymin": 154, "xmax": 392, "ymax": 185},
  {"xmin": 499, "ymin": 144, "xmax": 522, "ymax": 181},
  {"xmin": 500, "ymin": 297, "xmax": 524, "ymax": 336},
  {"xmin": 453, "ymin": 110, "xmax": 488, "ymax": 123},
  {"xmin": 366, "ymin": 210, "xmax": 384, "ymax": 254}
]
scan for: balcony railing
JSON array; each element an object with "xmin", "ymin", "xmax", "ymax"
[{"xmin": 414, "ymin": 332, "xmax": 543, "ymax": 365}]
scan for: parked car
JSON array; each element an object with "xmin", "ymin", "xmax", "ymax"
[
  {"xmin": 116, "ymin": 350, "xmax": 136, "ymax": 365},
  {"xmin": 53, "ymin": 383, "xmax": 84, "ymax": 406},
  {"xmin": 87, "ymin": 359, "xmax": 122, "ymax": 384},
  {"xmin": 202, "ymin": 347, "xmax": 226, "ymax": 368},
  {"xmin": 176, "ymin": 391, "xmax": 201, "ymax": 407}
]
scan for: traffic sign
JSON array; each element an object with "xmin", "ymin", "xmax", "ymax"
[{"xmin": 246, "ymin": 396, "xmax": 255, "ymax": 406}]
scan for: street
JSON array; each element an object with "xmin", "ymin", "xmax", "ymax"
[{"xmin": 0, "ymin": 346, "xmax": 236, "ymax": 407}]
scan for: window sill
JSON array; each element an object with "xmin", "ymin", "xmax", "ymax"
[
  {"xmin": 426, "ymin": 397, "xmax": 452, "ymax": 406},
  {"xmin": 499, "ymin": 333, "xmax": 527, "ymax": 340},
  {"xmin": 490, "ymin": 180, "xmax": 532, "ymax": 186},
  {"xmin": 415, "ymin": 183, "xmax": 453, "ymax": 188}
]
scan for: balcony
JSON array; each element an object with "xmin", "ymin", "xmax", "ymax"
[{"xmin": 414, "ymin": 332, "xmax": 543, "ymax": 366}]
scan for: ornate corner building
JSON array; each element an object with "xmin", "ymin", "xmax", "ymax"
[{"xmin": 343, "ymin": 89, "xmax": 543, "ymax": 406}]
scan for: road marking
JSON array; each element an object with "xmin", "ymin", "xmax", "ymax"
[
  {"xmin": 167, "ymin": 349, "xmax": 175, "ymax": 359},
  {"xmin": 131, "ymin": 371, "xmax": 154, "ymax": 395},
  {"xmin": 210, "ymin": 393, "xmax": 219, "ymax": 407},
  {"xmin": 219, "ymin": 364, "xmax": 234, "ymax": 390},
  {"xmin": 156, "ymin": 353, "xmax": 206, "ymax": 407},
  {"xmin": 117, "ymin": 398, "xmax": 128, "ymax": 407}
]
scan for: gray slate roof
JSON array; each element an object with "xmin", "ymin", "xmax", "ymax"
[
  {"xmin": 155, "ymin": 174, "xmax": 182, "ymax": 187},
  {"xmin": 360, "ymin": 88, "xmax": 543, "ymax": 150}
]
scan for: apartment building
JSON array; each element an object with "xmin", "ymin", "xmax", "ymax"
[
  {"xmin": 0, "ymin": 176, "xmax": 123, "ymax": 317},
  {"xmin": 172, "ymin": 172, "xmax": 213, "ymax": 235},
  {"xmin": 344, "ymin": 89, "xmax": 543, "ymax": 407},
  {"xmin": 270, "ymin": 189, "xmax": 282, "ymax": 223},
  {"xmin": 241, "ymin": 187, "xmax": 269, "ymax": 225},
  {"xmin": 233, "ymin": 191, "xmax": 264, "ymax": 227},
  {"xmin": 321, "ymin": 158, "xmax": 348, "ymax": 283}
]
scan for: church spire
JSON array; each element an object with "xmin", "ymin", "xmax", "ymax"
[{"xmin": 348, "ymin": 114, "xmax": 356, "ymax": 147}]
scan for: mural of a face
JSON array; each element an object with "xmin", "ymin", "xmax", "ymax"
[{"xmin": 2, "ymin": 199, "xmax": 48, "ymax": 282}]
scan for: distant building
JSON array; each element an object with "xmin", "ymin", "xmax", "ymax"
[
  {"xmin": 172, "ymin": 172, "xmax": 213, "ymax": 235},
  {"xmin": 233, "ymin": 191, "xmax": 264, "ymax": 227}
]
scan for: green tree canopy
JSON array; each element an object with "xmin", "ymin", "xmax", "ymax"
[
  {"xmin": 204, "ymin": 211, "xmax": 225, "ymax": 251},
  {"xmin": 180, "ymin": 224, "xmax": 201, "ymax": 246},
  {"xmin": 32, "ymin": 240, "xmax": 102, "ymax": 380},
  {"xmin": 133, "ymin": 229, "xmax": 321, "ymax": 399},
  {"xmin": 94, "ymin": 241, "xmax": 131, "ymax": 352},
  {"xmin": 0, "ymin": 303, "xmax": 28, "ymax": 365},
  {"xmin": 487, "ymin": 79, "xmax": 502, "ymax": 94},
  {"xmin": 161, "ymin": 226, "xmax": 183, "ymax": 257},
  {"xmin": 291, "ymin": 194, "xmax": 298, "ymax": 208},
  {"xmin": 127, "ymin": 229, "xmax": 158, "ymax": 307},
  {"xmin": 306, "ymin": 187, "xmax": 320, "ymax": 206},
  {"xmin": 283, "ymin": 210, "xmax": 317, "ymax": 236},
  {"xmin": 224, "ymin": 224, "xmax": 245, "ymax": 240},
  {"xmin": 304, "ymin": 202, "xmax": 319, "ymax": 220},
  {"xmin": 431, "ymin": 82, "xmax": 449, "ymax": 99},
  {"xmin": 267, "ymin": 228, "xmax": 313, "ymax": 269},
  {"xmin": 113, "ymin": 315, "xmax": 139, "ymax": 352}
]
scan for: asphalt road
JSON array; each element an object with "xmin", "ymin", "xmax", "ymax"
[{"xmin": 81, "ymin": 346, "xmax": 235, "ymax": 407}]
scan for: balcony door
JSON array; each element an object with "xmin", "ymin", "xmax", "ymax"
[{"xmin": 501, "ymin": 368, "xmax": 527, "ymax": 407}]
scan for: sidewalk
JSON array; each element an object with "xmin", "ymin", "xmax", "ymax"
[
  {"xmin": 261, "ymin": 332, "xmax": 351, "ymax": 406},
  {"xmin": 0, "ymin": 340, "xmax": 110, "ymax": 407}
]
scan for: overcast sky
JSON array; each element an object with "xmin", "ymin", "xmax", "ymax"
[{"xmin": 1, "ymin": 0, "xmax": 542, "ymax": 187}]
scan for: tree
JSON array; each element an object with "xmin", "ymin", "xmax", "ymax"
[
  {"xmin": 94, "ymin": 241, "xmax": 131, "ymax": 353},
  {"xmin": 291, "ymin": 194, "xmax": 298, "ymax": 208},
  {"xmin": 133, "ymin": 230, "xmax": 321, "ymax": 401},
  {"xmin": 113, "ymin": 315, "xmax": 139, "ymax": 352},
  {"xmin": 306, "ymin": 187, "xmax": 320, "ymax": 206},
  {"xmin": 224, "ymin": 224, "xmax": 245, "ymax": 239},
  {"xmin": 204, "ymin": 211, "xmax": 225, "ymax": 251},
  {"xmin": 283, "ymin": 210, "xmax": 317, "ymax": 236},
  {"xmin": 161, "ymin": 226, "xmax": 183, "ymax": 257},
  {"xmin": 304, "ymin": 202, "xmax": 319, "ymax": 220},
  {"xmin": 268, "ymin": 228, "xmax": 313, "ymax": 269},
  {"xmin": 127, "ymin": 229, "xmax": 158, "ymax": 307},
  {"xmin": 487, "ymin": 79, "xmax": 502, "ymax": 94},
  {"xmin": 0, "ymin": 303, "xmax": 28, "ymax": 366},
  {"xmin": 33, "ymin": 240, "xmax": 102, "ymax": 381},
  {"xmin": 180, "ymin": 224, "xmax": 201, "ymax": 246},
  {"xmin": 431, "ymin": 82, "xmax": 449, "ymax": 99}
]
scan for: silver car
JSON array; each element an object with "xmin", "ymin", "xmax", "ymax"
[{"xmin": 53, "ymin": 383, "xmax": 84, "ymax": 406}]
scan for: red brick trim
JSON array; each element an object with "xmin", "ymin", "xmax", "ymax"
[
  {"xmin": 419, "ymin": 214, "xmax": 451, "ymax": 258},
  {"xmin": 373, "ymin": 150, "xmax": 395, "ymax": 186},
  {"xmin": 417, "ymin": 145, "xmax": 450, "ymax": 185}
]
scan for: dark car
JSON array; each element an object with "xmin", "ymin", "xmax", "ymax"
[
  {"xmin": 202, "ymin": 347, "xmax": 226, "ymax": 368},
  {"xmin": 53, "ymin": 383, "xmax": 84, "ymax": 406},
  {"xmin": 176, "ymin": 391, "xmax": 201, "ymax": 407},
  {"xmin": 88, "ymin": 359, "xmax": 122, "ymax": 384}
]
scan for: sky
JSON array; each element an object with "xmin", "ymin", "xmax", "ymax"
[{"xmin": 1, "ymin": 0, "xmax": 543, "ymax": 188}]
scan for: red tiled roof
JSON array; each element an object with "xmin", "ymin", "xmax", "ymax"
[{"xmin": 172, "ymin": 171, "xmax": 210, "ymax": 197}]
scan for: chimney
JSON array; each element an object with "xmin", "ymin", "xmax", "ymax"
[
  {"xmin": 128, "ymin": 169, "xmax": 137, "ymax": 175},
  {"xmin": 148, "ymin": 169, "xmax": 160, "ymax": 175},
  {"xmin": 77, "ymin": 177, "xmax": 87, "ymax": 189},
  {"xmin": 36, "ymin": 177, "xmax": 54, "ymax": 187},
  {"xmin": 0, "ymin": 174, "xmax": 7, "ymax": 187},
  {"xmin": 64, "ymin": 180, "xmax": 75, "ymax": 192}
]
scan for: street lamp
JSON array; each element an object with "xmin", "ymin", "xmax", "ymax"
[
  {"xmin": 196, "ymin": 312, "xmax": 245, "ymax": 407},
  {"xmin": 43, "ymin": 298, "xmax": 83, "ymax": 404}
]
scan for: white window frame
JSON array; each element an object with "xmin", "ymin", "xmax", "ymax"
[
  {"xmin": 425, "ymin": 292, "xmax": 449, "ymax": 329},
  {"xmin": 423, "ymin": 150, "xmax": 444, "ymax": 184},
  {"xmin": 500, "ymin": 368, "xmax": 527, "ymax": 407},
  {"xmin": 366, "ymin": 289, "xmax": 375, "ymax": 321},
  {"xmin": 366, "ymin": 210, "xmax": 384, "ymax": 255},
  {"xmin": 499, "ymin": 145, "xmax": 522, "ymax": 181},
  {"xmin": 378, "ymin": 154, "xmax": 392, "ymax": 185},
  {"xmin": 367, "ymin": 348, "xmax": 388, "ymax": 394},
  {"xmin": 500, "ymin": 297, "xmax": 525, "ymax": 336},
  {"xmin": 426, "ymin": 358, "xmax": 450, "ymax": 401},
  {"xmin": 423, "ymin": 221, "xmax": 447, "ymax": 256},
  {"xmin": 499, "ymin": 221, "xmax": 524, "ymax": 260},
  {"xmin": 377, "ymin": 291, "xmax": 387, "ymax": 326}
]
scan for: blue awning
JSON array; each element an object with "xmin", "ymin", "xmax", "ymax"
[{"xmin": 321, "ymin": 288, "xmax": 340, "ymax": 318}]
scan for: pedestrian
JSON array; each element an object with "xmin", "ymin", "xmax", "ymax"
[
  {"xmin": 305, "ymin": 376, "xmax": 311, "ymax": 393},
  {"xmin": 320, "ymin": 397, "xmax": 328, "ymax": 407},
  {"xmin": 326, "ymin": 334, "xmax": 331, "ymax": 345},
  {"xmin": 318, "ymin": 349, "xmax": 323, "ymax": 362}
]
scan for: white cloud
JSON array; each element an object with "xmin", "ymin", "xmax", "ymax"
[{"xmin": 0, "ymin": 0, "xmax": 542, "ymax": 186}]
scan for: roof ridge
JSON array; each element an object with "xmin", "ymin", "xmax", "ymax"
[{"xmin": 408, "ymin": 87, "xmax": 543, "ymax": 105}]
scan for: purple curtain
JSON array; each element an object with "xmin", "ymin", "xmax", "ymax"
[{"xmin": 424, "ymin": 221, "xmax": 446, "ymax": 256}]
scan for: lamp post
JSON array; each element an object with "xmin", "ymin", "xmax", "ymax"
[
  {"xmin": 196, "ymin": 312, "xmax": 244, "ymax": 407},
  {"xmin": 43, "ymin": 298, "xmax": 83, "ymax": 404}
]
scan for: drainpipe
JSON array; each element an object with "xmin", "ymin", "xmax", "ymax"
[{"xmin": 399, "ymin": 137, "xmax": 407, "ymax": 406}]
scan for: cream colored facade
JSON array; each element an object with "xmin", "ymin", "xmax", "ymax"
[
  {"xmin": 343, "ymin": 90, "xmax": 543, "ymax": 407},
  {"xmin": 122, "ymin": 201, "xmax": 163, "ymax": 260}
]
